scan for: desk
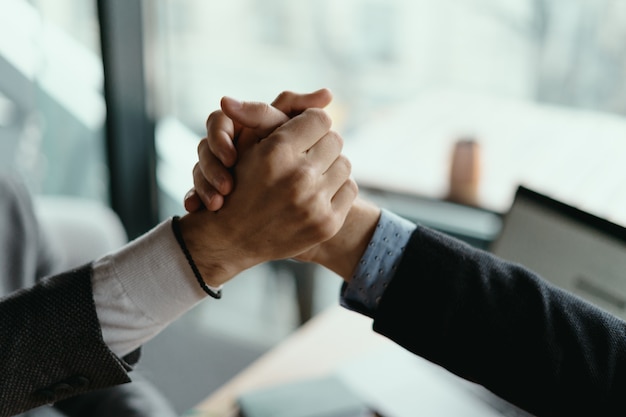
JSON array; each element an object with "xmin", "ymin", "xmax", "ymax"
[
  {"xmin": 188, "ymin": 306, "xmax": 529, "ymax": 417},
  {"xmin": 189, "ymin": 307, "xmax": 392, "ymax": 417},
  {"xmin": 185, "ymin": 307, "xmax": 530, "ymax": 417}
]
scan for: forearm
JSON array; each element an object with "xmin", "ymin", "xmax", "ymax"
[{"xmin": 374, "ymin": 225, "xmax": 626, "ymax": 416}]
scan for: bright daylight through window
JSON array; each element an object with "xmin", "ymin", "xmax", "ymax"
[{"xmin": 145, "ymin": 0, "xmax": 626, "ymax": 227}]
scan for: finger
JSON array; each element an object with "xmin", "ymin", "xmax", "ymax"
[
  {"xmin": 205, "ymin": 111, "xmax": 238, "ymax": 167},
  {"xmin": 183, "ymin": 188, "xmax": 204, "ymax": 213},
  {"xmin": 271, "ymin": 88, "xmax": 333, "ymax": 117},
  {"xmin": 221, "ymin": 96, "xmax": 289, "ymax": 154},
  {"xmin": 305, "ymin": 130, "xmax": 344, "ymax": 174},
  {"xmin": 313, "ymin": 176, "xmax": 358, "ymax": 243},
  {"xmin": 319, "ymin": 154, "xmax": 353, "ymax": 199},
  {"xmin": 192, "ymin": 162, "xmax": 226, "ymax": 212},
  {"xmin": 267, "ymin": 108, "xmax": 332, "ymax": 155},
  {"xmin": 330, "ymin": 178, "xmax": 359, "ymax": 217},
  {"xmin": 198, "ymin": 139, "xmax": 234, "ymax": 196}
]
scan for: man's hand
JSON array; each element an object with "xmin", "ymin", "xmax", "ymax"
[
  {"xmin": 184, "ymin": 89, "xmax": 333, "ymax": 212},
  {"xmin": 178, "ymin": 100, "xmax": 357, "ymax": 287},
  {"xmin": 185, "ymin": 89, "xmax": 381, "ymax": 281}
]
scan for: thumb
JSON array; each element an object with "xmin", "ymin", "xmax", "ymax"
[
  {"xmin": 221, "ymin": 97, "xmax": 289, "ymax": 154},
  {"xmin": 271, "ymin": 88, "xmax": 333, "ymax": 117}
]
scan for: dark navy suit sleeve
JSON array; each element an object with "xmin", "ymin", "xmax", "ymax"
[
  {"xmin": 373, "ymin": 225, "xmax": 626, "ymax": 417},
  {"xmin": 0, "ymin": 265, "xmax": 133, "ymax": 417}
]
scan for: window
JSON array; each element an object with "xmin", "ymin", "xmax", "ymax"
[
  {"xmin": 0, "ymin": 0, "xmax": 108, "ymax": 202},
  {"xmin": 146, "ymin": 0, "xmax": 626, "ymax": 226}
]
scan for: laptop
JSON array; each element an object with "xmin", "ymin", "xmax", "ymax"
[
  {"xmin": 453, "ymin": 186, "xmax": 626, "ymax": 416},
  {"xmin": 490, "ymin": 185, "xmax": 626, "ymax": 319}
]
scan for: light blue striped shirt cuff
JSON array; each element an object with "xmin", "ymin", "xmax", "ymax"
[{"xmin": 340, "ymin": 209, "xmax": 416, "ymax": 318}]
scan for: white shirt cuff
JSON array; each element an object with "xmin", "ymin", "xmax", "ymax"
[
  {"xmin": 340, "ymin": 209, "xmax": 416, "ymax": 317},
  {"xmin": 91, "ymin": 218, "xmax": 208, "ymax": 357}
]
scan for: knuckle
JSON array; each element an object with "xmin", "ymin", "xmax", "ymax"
[
  {"xmin": 261, "ymin": 136, "xmax": 289, "ymax": 160},
  {"xmin": 346, "ymin": 178, "xmax": 359, "ymax": 195},
  {"xmin": 336, "ymin": 154, "xmax": 352, "ymax": 173},
  {"xmin": 284, "ymin": 168, "xmax": 317, "ymax": 201},
  {"xmin": 293, "ymin": 164, "xmax": 317, "ymax": 188},
  {"xmin": 342, "ymin": 179, "xmax": 359, "ymax": 203},
  {"xmin": 205, "ymin": 109, "xmax": 223, "ymax": 128},
  {"xmin": 293, "ymin": 197, "xmax": 340, "ymax": 243},
  {"xmin": 303, "ymin": 108, "xmax": 331, "ymax": 128},
  {"xmin": 254, "ymin": 101, "xmax": 273, "ymax": 119},
  {"xmin": 263, "ymin": 131, "xmax": 293, "ymax": 157},
  {"xmin": 239, "ymin": 101, "xmax": 272, "ymax": 130},
  {"xmin": 272, "ymin": 90, "xmax": 294, "ymax": 105},
  {"xmin": 197, "ymin": 138, "xmax": 207, "ymax": 154},
  {"xmin": 329, "ymin": 130, "xmax": 344, "ymax": 149}
]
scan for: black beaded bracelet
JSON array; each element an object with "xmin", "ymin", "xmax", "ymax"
[{"xmin": 171, "ymin": 216, "xmax": 222, "ymax": 299}]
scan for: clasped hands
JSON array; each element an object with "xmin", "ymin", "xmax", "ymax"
[{"xmin": 178, "ymin": 89, "xmax": 380, "ymax": 290}]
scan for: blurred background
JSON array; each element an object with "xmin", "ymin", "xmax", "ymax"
[{"xmin": 1, "ymin": 0, "xmax": 625, "ymax": 413}]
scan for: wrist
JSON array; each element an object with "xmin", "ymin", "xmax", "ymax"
[
  {"xmin": 305, "ymin": 198, "xmax": 381, "ymax": 281},
  {"xmin": 177, "ymin": 211, "xmax": 255, "ymax": 287}
]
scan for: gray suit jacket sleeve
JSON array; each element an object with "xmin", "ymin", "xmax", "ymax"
[
  {"xmin": 0, "ymin": 265, "xmax": 133, "ymax": 417},
  {"xmin": 373, "ymin": 225, "xmax": 626, "ymax": 417}
]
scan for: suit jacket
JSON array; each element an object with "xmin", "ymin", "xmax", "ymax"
[
  {"xmin": 0, "ymin": 266, "xmax": 136, "ymax": 416},
  {"xmin": 373, "ymin": 225, "xmax": 626, "ymax": 417},
  {"xmin": 0, "ymin": 265, "xmax": 134, "ymax": 417},
  {"xmin": 0, "ymin": 176, "xmax": 135, "ymax": 416}
]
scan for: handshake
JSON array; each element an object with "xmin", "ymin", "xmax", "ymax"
[{"xmin": 178, "ymin": 88, "xmax": 381, "ymax": 288}]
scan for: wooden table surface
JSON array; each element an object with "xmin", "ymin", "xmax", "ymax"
[{"xmin": 187, "ymin": 306, "xmax": 393, "ymax": 417}]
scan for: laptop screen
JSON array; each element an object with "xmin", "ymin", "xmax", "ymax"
[{"xmin": 490, "ymin": 186, "xmax": 626, "ymax": 320}]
